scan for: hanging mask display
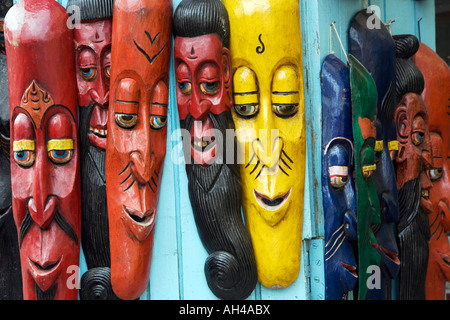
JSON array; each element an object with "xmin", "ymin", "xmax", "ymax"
[
  {"xmin": 393, "ymin": 34, "xmax": 431, "ymax": 300},
  {"xmin": 222, "ymin": 0, "xmax": 306, "ymax": 289},
  {"xmin": 105, "ymin": 0, "xmax": 172, "ymax": 300},
  {"xmin": 5, "ymin": 0, "xmax": 81, "ymax": 300},
  {"xmin": 321, "ymin": 54, "xmax": 358, "ymax": 300},
  {"xmin": 348, "ymin": 9, "xmax": 400, "ymax": 300},
  {"xmin": 173, "ymin": 0, "xmax": 257, "ymax": 300},
  {"xmin": 414, "ymin": 43, "xmax": 450, "ymax": 300}
]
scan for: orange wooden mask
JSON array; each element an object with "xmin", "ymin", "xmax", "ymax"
[
  {"xmin": 414, "ymin": 43, "xmax": 450, "ymax": 300},
  {"xmin": 5, "ymin": 0, "xmax": 80, "ymax": 300},
  {"xmin": 105, "ymin": 0, "xmax": 172, "ymax": 300}
]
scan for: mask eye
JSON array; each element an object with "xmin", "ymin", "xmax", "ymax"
[
  {"xmin": 48, "ymin": 149, "xmax": 73, "ymax": 164},
  {"xmin": 13, "ymin": 140, "xmax": 35, "ymax": 167},
  {"xmin": 412, "ymin": 131, "xmax": 425, "ymax": 146},
  {"xmin": 81, "ymin": 68, "xmax": 97, "ymax": 81},
  {"xmin": 200, "ymin": 82, "xmax": 219, "ymax": 96},
  {"xmin": 428, "ymin": 168, "xmax": 443, "ymax": 181},
  {"xmin": 328, "ymin": 166, "xmax": 349, "ymax": 189},
  {"xmin": 104, "ymin": 66, "xmax": 111, "ymax": 79},
  {"xmin": 234, "ymin": 104, "xmax": 259, "ymax": 118},
  {"xmin": 389, "ymin": 150, "xmax": 398, "ymax": 161},
  {"xmin": 272, "ymin": 104, "xmax": 299, "ymax": 118},
  {"xmin": 14, "ymin": 150, "xmax": 35, "ymax": 167},
  {"xmin": 47, "ymin": 139, "xmax": 74, "ymax": 165},
  {"xmin": 115, "ymin": 113, "xmax": 138, "ymax": 129},
  {"xmin": 178, "ymin": 82, "xmax": 192, "ymax": 95},
  {"xmin": 150, "ymin": 116, "xmax": 167, "ymax": 130}
]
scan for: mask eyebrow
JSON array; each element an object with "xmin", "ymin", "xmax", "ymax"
[{"xmin": 272, "ymin": 91, "xmax": 299, "ymax": 95}]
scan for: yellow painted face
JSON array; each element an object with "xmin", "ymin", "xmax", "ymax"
[{"xmin": 223, "ymin": 0, "xmax": 306, "ymax": 289}]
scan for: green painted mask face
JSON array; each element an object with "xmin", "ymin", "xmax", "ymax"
[{"xmin": 349, "ymin": 54, "xmax": 381, "ymax": 300}]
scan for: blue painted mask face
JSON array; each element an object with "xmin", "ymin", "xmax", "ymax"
[
  {"xmin": 321, "ymin": 54, "xmax": 358, "ymax": 300},
  {"xmin": 349, "ymin": 9, "xmax": 400, "ymax": 299}
]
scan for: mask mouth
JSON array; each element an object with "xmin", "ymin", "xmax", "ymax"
[
  {"xmin": 438, "ymin": 252, "xmax": 450, "ymax": 267},
  {"xmin": 370, "ymin": 241, "xmax": 400, "ymax": 265},
  {"xmin": 253, "ymin": 188, "xmax": 291, "ymax": 211},
  {"xmin": 89, "ymin": 126, "xmax": 107, "ymax": 139},
  {"xmin": 28, "ymin": 256, "xmax": 62, "ymax": 274},
  {"xmin": 123, "ymin": 206, "xmax": 155, "ymax": 227},
  {"xmin": 192, "ymin": 136, "xmax": 216, "ymax": 152}
]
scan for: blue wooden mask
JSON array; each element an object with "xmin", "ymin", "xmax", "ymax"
[
  {"xmin": 349, "ymin": 9, "xmax": 400, "ymax": 300},
  {"xmin": 321, "ymin": 54, "xmax": 358, "ymax": 300}
]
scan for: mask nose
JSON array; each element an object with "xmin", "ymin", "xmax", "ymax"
[
  {"xmin": 89, "ymin": 87, "xmax": 110, "ymax": 107},
  {"xmin": 252, "ymin": 135, "xmax": 284, "ymax": 170},
  {"xmin": 188, "ymin": 100, "xmax": 211, "ymax": 121},
  {"xmin": 130, "ymin": 151, "xmax": 153, "ymax": 185}
]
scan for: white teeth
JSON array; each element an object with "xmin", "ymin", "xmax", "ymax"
[
  {"xmin": 90, "ymin": 127, "xmax": 107, "ymax": 137},
  {"xmin": 422, "ymin": 189, "xmax": 429, "ymax": 198}
]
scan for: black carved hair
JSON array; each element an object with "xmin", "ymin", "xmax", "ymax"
[
  {"xmin": 173, "ymin": 0, "xmax": 230, "ymax": 48},
  {"xmin": 393, "ymin": 35, "xmax": 425, "ymax": 101},
  {"xmin": 66, "ymin": 0, "xmax": 113, "ymax": 21}
]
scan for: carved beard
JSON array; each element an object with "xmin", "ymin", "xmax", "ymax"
[
  {"xmin": 397, "ymin": 177, "xmax": 430, "ymax": 300},
  {"xmin": 180, "ymin": 112, "xmax": 257, "ymax": 300},
  {"xmin": 79, "ymin": 104, "xmax": 118, "ymax": 300}
]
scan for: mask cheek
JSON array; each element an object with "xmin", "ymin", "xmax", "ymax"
[{"xmin": 344, "ymin": 210, "xmax": 357, "ymax": 241}]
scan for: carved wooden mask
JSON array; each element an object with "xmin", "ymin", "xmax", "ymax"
[
  {"xmin": 349, "ymin": 54, "xmax": 381, "ymax": 300},
  {"xmin": 173, "ymin": 0, "xmax": 257, "ymax": 300},
  {"xmin": 5, "ymin": 0, "xmax": 80, "ymax": 300},
  {"xmin": 321, "ymin": 54, "xmax": 358, "ymax": 300},
  {"xmin": 106, "ymin": 0, "xmax": 171, "ymax": 300},
  {"xmin": 414, "ymin": 43, "xmax": 450, "ymax": 300},
  {"xmin": 66, "ymin": 0, "xmax": 116, "ymax": 300},
  {"xmin": 223, "ymin": 0, "xmax": 306, "ymax": 290},
  {"xmin": 393, "ymin": 34, "xmax": 431, "ymax": 300}
]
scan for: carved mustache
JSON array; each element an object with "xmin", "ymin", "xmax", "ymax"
[
  {"xmin": 246, "ymin": 149, "xmax": 293, "ymax": 180},
  {"xmin": 19, "ymin": 207, "xmax": 78, "ymax": 248},
  {"xmin": 119, "ymin": 162, "xmax": 158, "ymax": 193}
]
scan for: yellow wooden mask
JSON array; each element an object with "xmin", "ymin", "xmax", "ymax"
[{"xmin": 223, "ymin": 0, "xmax": 306, "ymax": 288}]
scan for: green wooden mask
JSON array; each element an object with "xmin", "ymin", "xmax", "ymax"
[{"xmin": 349, "ymin": 54, "xmax": 381, "ymax": 300}]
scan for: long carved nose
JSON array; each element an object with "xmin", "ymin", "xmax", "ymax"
[
  {"xmin": 252, "ymin": 135, "xmax": 283, "ymax": 170},
  {"xmin": 28, "ymin": 196, "xmax": 57, "ymax": 230},
  {"xmin": 130, "ymin": 151, "xmax": 152, "ymax": 185}
]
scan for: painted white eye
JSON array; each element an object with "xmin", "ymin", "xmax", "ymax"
[
  {"xmin": 428, "ymin": 168, "xmax": 443, "ymax": 181},
  {"xmin": 329, "ymin": 165, "xmax": 349, "ymax": 189}
]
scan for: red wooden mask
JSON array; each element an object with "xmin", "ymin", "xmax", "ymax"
[
  {"xmin": 70, "ymin": 0, "xmax": 113, "ymax": 150},
  {"xmin": 414, "ymin": 43, "xmax": 450, "ymax": 300},
  {"xmin": 174, "ymin": 34, "xmax": 232, "ymax": 166},
  {"xmin": 106, "ymin": 0, "xmax": 172, "ymax": 300},
  {"xmin": 5, "ymin": 0, "xmax": 80, "ymax": 300}
]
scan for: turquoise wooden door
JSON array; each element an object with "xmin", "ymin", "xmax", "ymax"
[{"xmin": 12, "ymin": 0, "xmax": 437, "ymax": 300}]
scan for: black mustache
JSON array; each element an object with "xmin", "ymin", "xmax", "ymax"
[{"xmin": 19, "ymin": 208, "xmax": 79, "ymax": 248}]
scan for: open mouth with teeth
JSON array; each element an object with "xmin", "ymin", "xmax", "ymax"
[
  {"xmin": 90, "ymin": 126, "xmax": 107, "ymax": 138},
  {"xmin": 189, "ymin": 118, "xmax": 217, "ymax": 166},
  {"xmin": 253, "ymin": 189, "xmax": 291, "ymax": 211},
  {"xmin": 88, "ymin": 126, "xmax": 107, "ymax": 150}
]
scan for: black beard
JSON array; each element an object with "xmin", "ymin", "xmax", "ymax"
[
  {"xmin": 79, "ymin": 104, "xmax": 118, "ymax": 300},
  {"xmin": 79, "ymin": 104, "xmax": 110, "ymax": 269},
  {"xmin": 396, "ymin": 177, "xmax": 430, "ymax": 300},
  {"xmin": 181, "ymin": 112, "xmax": 257, "ymax": 300}
]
